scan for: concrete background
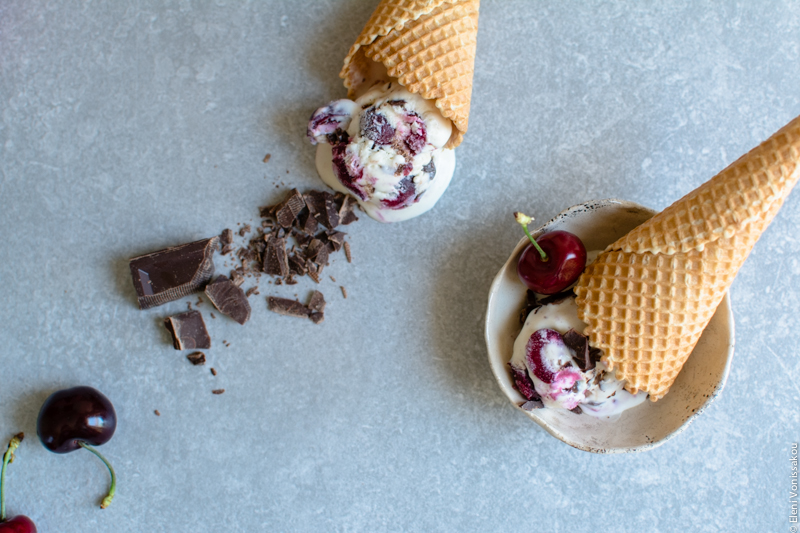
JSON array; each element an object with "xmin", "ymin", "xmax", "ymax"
[{"xmin": 1, "ymin": 1, "xmax": 798, "ymax": 531}]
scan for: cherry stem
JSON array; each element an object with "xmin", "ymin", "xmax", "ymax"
[
  {"xmin": 78, "ymin": 442, "xmax": 116, "ymax": 509},
  {"xmin": 514, "ymin": 212, "xmax": 548, "ymax": 262},
  {"xmin": 0, "ymin": 433, "xmax": 24, "ymax": 522}
]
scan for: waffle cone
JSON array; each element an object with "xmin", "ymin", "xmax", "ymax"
[
  {"xmin": 340, "ymin": 0, "xmax": 479, "ymax": 148},
  {"xmin": 575, "ymin": 114, "xmax": 800, "ymax": 400}
]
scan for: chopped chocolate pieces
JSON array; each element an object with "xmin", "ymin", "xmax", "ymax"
[
  {"xmin": 154, "ymin": 410, "xmax": 161, "ymax": 416},
  {"xmin": 344, "ymin": 241, "xmax": 352, "ymax": 263},
  {"xmin": 210, "ymin": 367, "xmax": 217, "ymax": 376},
  {"xmin": 562, "ymin": 328, "xmax": 600, "ymax": 371},
  {"xmin": 521, "ymin": 288, "xmax": 577, "ymax": 323},
  {"xmin": 263, "ymin": 236, "xmax": 289, "ymax": 277},
  {"xmin": 569, "ymin": 405, "xmax": 583, "ymax": 415},
  {"xmin": 288, "ymin": 254, "xmax": 307, "ymax": 276},
  {"xmin": 164, "ymin": 310, "xmax": 211, "ymax": 350},
  {"xmin": 212, "ymin": 389, "xmax": 225, "ymax": 395},
  {"xmin": 267, "ymin": 291, "xmax": 326, "ymax": 324},
  {"xmin": 230, "ymin": 269, "xmax": 245, "ymax": 287},
  {"xmin": 538, "ymin": 288, "xmax": 576, "ymax": 307},
  {"xmin": 263, "ymin": 153, "xmax": 271, "ymax": 163},
  {"xmin": 325, "ymin": 231, "xmax": 346, "ymax": 252},
  {"xmin": 129, "ymin": 237, "xmax": 219, "ymax": 309},
  {"xmin": 187, "ymin": 351, "xmax": 206, "ymax": 365},
  {"xmin": 520, "ymin": 399, "xmax": 545, "ymax": 411},
  {"xmin": 340, "ymin": 286, "xmax": 347, "ymax": 299},
  {"xmin": 221, "ymin": 244, "xmax": 234, "ymax": 256},
  {"xmin": 304, "ymin": 191, "xmax": 340, "ymax": 229},
  {"xmin": 245, "ymin": 287, "xmax": 258, "ymax": 297},
  {"xmin": 204, "ymin": 276, "xmax": 251, "ymax": 325},
  {"xmin": 297, "ymin": 210, "xmax": 319, "ymax": 235},
  {"xmin": 220, "ymin": 229, "xmax": 233, "ymax": 246},
  {"xmin": 238, "ymin": 224, "xmax": 251, "ymax": 237},
  {"xmin": 267, "ymin": 296, "xmax": 311, "ymax": 318}
]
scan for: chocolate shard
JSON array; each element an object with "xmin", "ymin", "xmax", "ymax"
[
  {"xmin": 259, "ymin": 204, "xmax": 277, "ymax": 219},
  {"xmin": 308, "ymin": 290, "xmax": 326, "ymax": 313},
  {"xmin": 509, "ymin": 363, "xmax": 540, "ymax": 402},
  {"xmin": 186, "ymin": 352, "xmax": 206, "ymax": 365},
  {"xmin": 307, "ymin": 260, "xmax": 321, "ymax": 283},
  {"xmin": 204, "ymin": 276, "xmax": 251, "ymax": 325},
  {"xmin": 267, "ymin": 296, "xmax": 311, "ymax": 318},
  {"xmin": 318, "ymin": 191, "xmax": 340, "ymax": 229},
  {"xmin": 275, "ymin": 188, "xmax": 306, "ymax": 228},
  {"xmin": 129, "ymin": 237, "xmax": 219, "ymax": 310},
  {"xmin": 338, "ymin": 195, "xmax": 359, "ymax": 225},
  {"xmin": 238, "ymin": 224, "xmax": 251, "ymax": 237},
  {"xmin": 297, "ymin": 209, "xmax": 319, "ymax": 235},
  {"xmin": 220, "ymin": 229, "xmax": 234, "ymax": 246},
  {"xmin": 230, "ymin": 268, "xmax": 245, "ymax": 287},
  {"xmin": 291, "ymin": 228, "xmax": 312, "ymax": 247},
  {"xmin": 307, "ymin": 238, "xmax": 329, "ymax": 266},
  {"xmin": 263, "ymin": 236, "xmax": 289, "ymax": 277},
  {"xmin": 325, "ymin": 230, "xmax": 346, "ymax": 252},
  {"xmin": 309, "ymin": 312, "xmax": 325, "ymax": 324},
  {"xmin": 569, "ymin": 405, "xmax": 583, "ymax": 415},
  {"xmin": 520, "ymin": 399, "xmax": 545, "ymax": 411},
  {"xmin": 288, "ymin": 254, "xmax": 307, "ymax": 276},
  {"xmin": 164, "ymin": 310, "xmax": 211, "ymax": 350},
  {"xmin": 221, "ymin": 244, "xmax": 234, "ymax": 256}
]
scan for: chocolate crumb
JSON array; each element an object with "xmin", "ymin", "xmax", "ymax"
[
  {"xmin": 340, "ymin": 286, "xmax": 348, "ymax": 299},
  {"xmin": 210, "ymin": 368, "xmax": 217, "ymax": 376},
  {"xmin": 262, "ymin": 153, "xmax": 271, "ymax": 163},
  {"xmin": 246, "ymin": 287, "xmax": 258, "ymax": 297},
  {"xmin": 210, "ymin": 312, "xmax": 216, "ymax": 319},
  {"xmin": 267, "ymin": 296, "xmax": 311, "ymax": 318},
  {"xmin": 238, "ymin": 224, "xmax": 251, "ymax": 237},
  {"xmin": 220, "ymin": 229, "xmax": 234, "ymax": 246},
  {"xmin": 344, "ymin": 241, "xmax": 352, "ymax": 263},
  {"xmin": 329, "ymin": 275, "xmax": 336, "ymax": 283},
  {"xmin": 154, "ymin": 410, "xmax": 161, "ymax": 416},
  {"xmin": 187, "ymin": 351, "xmax": 206, "ymax": 365},
  {"xmin": 212, "ymin": 389, "xmax": 225, "ymax": 395}
]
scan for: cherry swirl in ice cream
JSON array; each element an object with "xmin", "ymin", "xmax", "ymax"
[{"xmin": 308, "ymin": 82, "xmax": 455, "ymax": 223}]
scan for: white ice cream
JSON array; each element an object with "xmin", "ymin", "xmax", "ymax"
[
  {"xmin": 510, "ymin": 295, "xmax": 647, "ymax": 418},
  {"xmin": 308, "ymin": 82, "xmax": 456, "ymax": 223}
]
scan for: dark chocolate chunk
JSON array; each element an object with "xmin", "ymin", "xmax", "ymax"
[
  {"xmin": 288, "ymin": 254, "xmax": 307, "ymax": 276},
  {"xmin": 337, "ymin": 195, "xmax": 359, "ymax": 225},
  {"xmin": 220, "ymin": 229, "xmax": 233, "ymax": 246},
  {"xmin": 275, "ymin": 189, "xmax": 306, "ymax": 228},
  {"xmin": 562, "ymin": 328, "xmax": 599, "ymax": 372},
  {"xmin": 307, "ymin": 261, "xmax": 321, "ymax": 283},
  {"xmin": 221, "ymin": 244, "xmax": 234, "ymax": 256},
  {"xmin": 187, "ymin": 352, "xmax": 206, "ymax": 365},
  {"xmin": 307, "ymin": 238, "xmax": 329, "ymax": 266},
  {"xmin": 308, "ymin": 290, "xmax": 326, "ymax": 313},
  {"xmin": 245, "ymin": 287, "xmax": 258, "ymax": 297},
  {"xmin": 210, "ymin": 367, "xmax": 217, "ymax": 376},
  {"xmin": 263, "ymin": 153, "xmax": 271, "ymax": 163},
  {"xmin": 569, "ymin": 405, "xmax": 583, "ymax": 415},
  {"xmin": 267, "ymin": 296, "xmax": 311, "ymax": 318},
  {"xmin": 520, "ymin": 288, "xmax": 577, "ymax": 323},
  {"xmin": 318, "ymin": 191, "xmax": 340, "ymax": 229},
  {"xmin": 263, "ymin": 236, "xmax": 289, "ymax": 277},
  {"xmin": 520, "ymin": 400, "xmax": 545, "ymax": 411},
  {"xmin": 154, "ymin": 410, "xmax": 161, "ymax": 416},
  {"xmin": 230, "ymin": 268, "xmax": 245, "ymax": 287},
  {"xmin": 325, "ymin": 231, "xmax": 346, "ymax": 252},
  {"xmin": 212, "ymin": 389, "xmax": 225, "ymax": 395},
  {"xmin": 204, "ymin": 276, "xmax": 251, "ymax": 325},
  {"xmin": 291, "ymin": 228, "xmax": 312, "ymax": 247},
  {"xmin": 309, "ymin": 312, "xmax": 324, "ymax": 324},
  {"xmin": 164, "ymin": 310, "xmax": 211, "ymax": 350},
  {"xmin": 297, "ymin": 209, "xmax": 319, "ymax": 235},
  {"xmin": 129, "ymin": 237, "xmax": 219, "ymax": 309}
]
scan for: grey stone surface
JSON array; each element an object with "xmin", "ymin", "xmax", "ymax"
[{"xmin": 1, "ymin": 1, "xmax": 798, "ymax": 531}]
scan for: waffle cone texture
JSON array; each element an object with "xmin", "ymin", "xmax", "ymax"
[
  {"xmin": 340, "ymin": 0, "xmax": 479, "ymax": 148},
  {"xmin": 575, "ymin": 114, "xmax": 800, "ymax": 401}
]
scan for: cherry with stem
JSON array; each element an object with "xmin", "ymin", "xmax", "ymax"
[
  {"xmin": 37, "ymin": 386, "xmax": 118, "ymax": 509},
  {"xmin": 514, "ymin": 212, "xmax": 587, "ymax": 295},
  {"xmin": 0, "ymin": 433, "xmax": 37, "ymax": 533}
]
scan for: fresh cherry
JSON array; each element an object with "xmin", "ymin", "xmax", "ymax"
[
  {"xmin": 514, "ymin": 212, "xmax": 587, "ymax": 294},
  {"xmin": 0, "ymin": 433, "xmax": 37, "ymax": 533},
  {"xmin": 37, "ymin": 387, "xmax": 117, "ymax": 509}
]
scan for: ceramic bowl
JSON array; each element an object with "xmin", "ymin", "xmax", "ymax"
[{"xmin": 485, "ymin": 199, "xmax": 735, "ymax": 453}]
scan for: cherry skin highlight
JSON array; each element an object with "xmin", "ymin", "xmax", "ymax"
[{"xmin": 517, "ymin": 230, "xmax": 587, "ymax": 295}]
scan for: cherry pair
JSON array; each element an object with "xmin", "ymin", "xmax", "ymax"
[{"xmin": 0, "ymin": 387, "xmax": 117, "ymax": 532}]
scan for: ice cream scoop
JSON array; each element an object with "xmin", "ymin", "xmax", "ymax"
[
  {"xmin": 510, "ymin": 295, "xmax": 647, "ymax": 418},
  {"xmin": 308, "ymin": 82, "xmax": 456, "ymax": 222}
]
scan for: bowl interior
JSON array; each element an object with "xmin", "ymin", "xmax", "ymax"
[{"xmin": 485, "ymin": 199, "xmax": 734, "ymax": 453}]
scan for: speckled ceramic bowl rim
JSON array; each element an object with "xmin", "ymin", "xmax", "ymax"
[{"xmin": 485, "ymin": 199, "xmax": 736, "ymax": 453}]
